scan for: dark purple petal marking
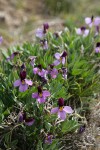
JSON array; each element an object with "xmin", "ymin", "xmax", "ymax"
[
  {"xmin": 91, "ymin": 15, "xmax": 94, "ymax": 21},
  {"xmin": 43, "ymin": 23, "xmax": 49, "ymax": 33},
  {"xmin": 81, "ymin": 26, "xmax": 86, "ymax": 31},
  {"xmin": 20, "ymin": 71, "xmax": 26, "ymax": 80},
  {"xmin": 37, "ymin": 64, "xmax": 42, "ymax": 70},
  {"xmin": 61, "ymin": 51, "xmax": 67, "ymax": 57},
  {"xmin": 25, "ymin": 118, "xmax": 35, "ymax": 126},
  {"xmin": 58, "ymin": 98, "xmax": 64, "ymax": 107},
  {"xmin": 96, "ymin": 42, "xmax": 100, "ymax": 47}
]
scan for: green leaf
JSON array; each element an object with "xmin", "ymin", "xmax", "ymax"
[{"xmin": 62, "ymin": 120, "xmax": 79, "ymax": 133}]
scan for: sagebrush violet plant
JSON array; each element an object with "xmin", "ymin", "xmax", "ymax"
[
  {"xmin": 14, "ymin": 64, "xmax": 33, "ymax": 92},
  {"xmin": 18, "ymin": 111, "xmax": 35, "ymax": 126},
  {"xmin": 40, "ymin": 39, "xmax": 48, "ymax": 50},
  {"xmin": 85, "ymin": 16, "xmax": 100, "ymax": 27},
  {"xmin": 7, "ymin": 52, "xmax": 19, "ymax": 61},
  {"xmin": 48, "ymin": 64, "xmax": 58, "ymax": 79},
  {"xmin": 51, "ymin": 98, "xmax": 73, "ymax": 120},
  {"xmin": 85, "ymin": 16, "xmax": 94, "ymax": 27},
  {"xmin": 28, "ymin": 56, "xmax": 36, "ymax": 67},
  {"xmin": 35, "ymin": 23, "xmax": 49, "ymax": 38},
  {"xmin": 45, "ymin": 135, "xmax": 53, "ymax": 144},
  {"xmin": 75, "ymin": 26, "xmax": 89, "ymax": 37},
  {"xmin": 95, "ymin": 42, "xmax": 100, "ymax": 53},
  {"xmin": 62, "ymin": 67, "xmax": 67, "ymax": 80},
  {"xmin": 53, "ymin": 51, "xmax": 67, "ymax": 66},
  {"xmin": 32, "ymin": 86, "xmax": 50, "ymax": 103},
  {"xmin": 33, "ymin": 64, "xmax": 48, "ymax": 78},
  {"xmin": 0, "ymin": 18, "xmax": 100, "ymax": 149}
]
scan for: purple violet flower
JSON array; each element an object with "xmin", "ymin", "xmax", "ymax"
[
  {"xmin": 41, "ymin": 77, "xmax": 48, "ymax": 86},
  {"xmin": 0, "ymin": 36, "xmax": 3, "ymax": 44},
  {"xmin": 28, "ymin": 56, "xmax": 36, "ymax": 67},
  {"xmin": 7, "ymin": 52, "xmax": 19, "ymax": 61},
  {"xmin": 53, "ymin": 32, "xmax": 59, "ymax": 39},
  {"xmin": 25, "ymin": 118, "xmax": 35, "ymax": 126},
  {"xmin": 14, "ymin": 64, "xmax": 33, "ymax": 92},
  {"xmin": 85, "ymin": 16, "xmax": 100, "ymax": 27},
  {"xmin": 36, "ymin": 28, "xmax": 44, "ymax": 38},
  {"xmin": 62, "ymin": 67, "xmax": 67, "ymax": 79},
  {"xmin": 43, "ymin": 23, "xmax": 49, "ymax": 34},
  {"xmin": 45, "ymin": 135, "xmax": 53, "ymax": 144},
  {"xmin": 75, "ymin": 26, "xmax": 89, "ymax": 37},
  {"xmin": 53, "ymin": 51, "xmax": 67, "ymax": 66},
  {"xmin": 94, "ymin": 17, "xmax": 100, "ymax": 26},
  {"xmin": 35, "ymin": 23, "xmax": 49, "ymax": 39},
  {"xmin": 85, "ymin": 16, "xmax": 94, "ymax": 27},
  {"xmin": 95, "ymin": 26, "xmax": 100, "ymax": 36},
  {"xmin": 95, "ymin": 42, "xmax": 100, "ymax": 53},
  {"xmin": 32, "ymin": 86, "xmax": 50, "ymax": 103},
  {"xmin": 40, "ymin": 39, "xmax": 48, "ymax": 50},
  {"xmin": 18, "ymin": 111, "xmax": 34, "ymax": 126},
  {"xmin": 51, "ymin": 98, "xmax": 73, "ymax": 120},
  {"xmin": 33, "ymin": 64, "xmax": 48, "ymax": 78},
  {"xmin": 78, "ymin": 124, "xmax": 86, "ymax": 133},
  {"xmin": 18, "ymin": 111, "xmax": 26, "ymax": 122},
  {"xmin": 48, "ymin": 64, "xmax": 58, "ymax": 79}
]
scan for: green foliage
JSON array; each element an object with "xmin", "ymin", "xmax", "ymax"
[{"xmin": 62, "ymin": 120, "xmax": 80, "ymax": 133}]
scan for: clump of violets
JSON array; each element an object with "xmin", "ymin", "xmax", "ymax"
[
  {"xmin": 18, "ymin": 111, "xmax": 35, "ymax": 126},
  {"xmin": 85, "ymin": 16, "xmax": 100, "ymax": 36},
  {"xmin": 0, "ymin": 36, "xmax": 3, "ymax": 44},
  {"xmin": 53, "ymin": 51, "xmax": 67, "ymax": 66},
  {"xmin": 36, "ymin": 23, "xmax": 49, "ymax": 39},
  {"xmin": 7, "ymin": 52, "xmax": 19, "ymax": 61},
  {"xmin": 45, "ymin": 135, "xmax": 53, "ymax": 144},
  {"xmin": 14, "ymin": 64, "xmax": 33, "ymax": 92},
  {"xmin": 95, "ymin": 42, "xmax": 100, "ymax": 53},
  {"xmin": 51, "ymin": 98, "xmax": 73, "ymax": 120},
  {"xmin": 48, "ymin": 64, "xmax": 58, "ymax": 79},
  {"xmin": 75, "ymin": 26, "xmax": 89, "ymax": 37},
  {"xmin": 32, "ymin": 86, "xmax": 50, "ymax": 103},
  {"xmin": 33, "ymin": 64, "xmax": 48, "ymax": 78}
]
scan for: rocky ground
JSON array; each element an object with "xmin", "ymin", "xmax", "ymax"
[{"xmin": 0, "ymin": 0, "xmax": 100, "ymax": 150}]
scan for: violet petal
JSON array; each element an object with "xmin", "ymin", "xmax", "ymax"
[
  {"xmin": 58, "ymin": 110, "xmax": 66, "ymax": 120},
  {"xmin": 19, "ymin": 84, "xmax": 28, "ymax": 92},
  {"xmin": 14, "ymin": 79, "xmax": 21, "ymax": 87},
  {"xmin": 32, "ymin": 92, "xmax": 38, "ymax": 98},
  {"xmin": 51, "ymin": 107, "xmax": 59, "ymax": 114},
  {"xmin": 63, "ymin": 106, "xmax": 73, "ymax": 114}
]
